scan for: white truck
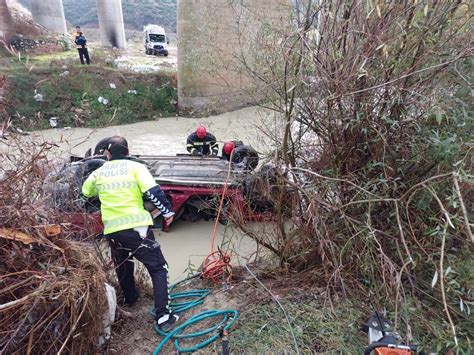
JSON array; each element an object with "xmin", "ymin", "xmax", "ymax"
[{"xmin": 143, "ymin": 24, "xmax": 169, "ymax": 56}]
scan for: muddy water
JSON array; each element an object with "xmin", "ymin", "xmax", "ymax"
[
  {"xmin": 31, "ymin": 106, "xmax": 279, "ymax": 157},
  {"xmin": 30, "ymin": 106, "xmax": 281, "ymax": 281},
  {"xmin": 154, "ymin": 221, "xmax": 260, "ymax": 282}
]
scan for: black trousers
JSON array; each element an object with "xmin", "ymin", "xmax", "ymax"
[
  {"xmin": 77, "ymin": 47, "xmax": 90, "ymax": 65},
  {"xmin": 107, "ymin": 228, "xmax": 170, "ymax": 319}
]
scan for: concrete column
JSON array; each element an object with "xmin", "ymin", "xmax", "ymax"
[
  {"xmin": 96, "ymin": 0, "xmax": 126, "ymax": 49},
  {"xmin": 177, "ymin": 0, "xmax": 291, "ymax": 116},
  {"xmin": 30, "ymin": 0, "xmax": 67, "ymax": 34},
  {"xmin": 0, "ymin": 0, "xmax": 14, "ymax": 42}
]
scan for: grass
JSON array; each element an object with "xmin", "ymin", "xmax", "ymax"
[
  {"xmin": 229, "ymin": 299, "xmax": 366, "ymax": 353},
  {"xmin": 2, "ymin": 50, "xmax": 177, "ymax": 130},
  {"xmin": 226, "ymin": 279, "xmax": 474, "ymax": 354}
]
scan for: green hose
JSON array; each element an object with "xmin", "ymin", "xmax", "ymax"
[
  {"xmin": 150, "ymin": 276, "xmax": 238, "ymax": 354},
  {"xmin": 149, "ymin": 289, "xmax": 211, "ymax": 317},
  {"xmin": 152, "ymin": 309, "xmax": 238, "ymax": 354}
]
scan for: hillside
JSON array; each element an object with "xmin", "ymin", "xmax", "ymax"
[{"xmin": 16, "ymin": 0, "xmax": 177, "ymax": 32}]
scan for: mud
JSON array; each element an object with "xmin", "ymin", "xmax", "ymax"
[{"xmin": 113, "ymin": 40, "xmax": 178, "ymax": 73}]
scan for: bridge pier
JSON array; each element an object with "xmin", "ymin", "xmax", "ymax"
[
  {"xmin": 0, "ymin": 0, "xmax": 14, "ymax": 42},
  {"xmin": 96, "ymin": 0, "xmax": 126, "ymax": 49},
  {"xmin": 177, "ymin": 0, "xmax": 291, "ymax": 116},
  {"xmin": 30, "ymin": 0, "xmax": 67, "ymax": 34}
]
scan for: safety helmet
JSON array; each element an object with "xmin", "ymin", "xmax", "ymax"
[
  {"xmin": 223, "ymin": 141, "xmax": 235, "ymax": 155},
  {"xmin": 196, "ymin": 126, "xmax": 207, "ymax": 139}
]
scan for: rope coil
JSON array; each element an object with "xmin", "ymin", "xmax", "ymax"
[{"xmin": 201, "ymin": 152, "xmax": 235, "ymax": 284}]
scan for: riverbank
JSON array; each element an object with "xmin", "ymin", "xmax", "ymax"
[
  {"xmin": 1, "ymin": 59, "xmax": 177, "ymax": 130},
  {"xmin": 109, "ymin": 273, "xmax": 368, "ymax": 354}
]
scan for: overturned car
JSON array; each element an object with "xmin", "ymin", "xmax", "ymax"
[{"xmin": 43, "ymin": 140, "xmax": 282, "ymax": 234}]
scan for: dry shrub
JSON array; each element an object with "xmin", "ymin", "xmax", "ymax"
[
  {"xmin": 234, "ymin": 0, "xmax": 473, "ymax": 351},
  {"xmin": 0, "ymin": 134, "xmax": 109, "ymax": 354}
]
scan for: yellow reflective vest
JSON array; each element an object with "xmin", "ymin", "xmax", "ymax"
[{"xmin": 82, "ymin": 159, "xmax": 156, "ymax": 235}]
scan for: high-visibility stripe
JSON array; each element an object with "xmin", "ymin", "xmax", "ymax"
[
  {"xmin": 145, "ymin": 190, "xmax": 170, "ymax": 214},
  {"xmin": 104, "ymin": 211, "xmax": 151, "ymax": 230},
  {"xmin": 97, "ymin": 181, "xmax": 138, "ymax": 192},
  {"xmin": 164, "ymin": 263, "xmax": 171, "ymax": 312}
]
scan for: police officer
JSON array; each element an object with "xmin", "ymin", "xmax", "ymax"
[
  {"xmin": 82, "ymin": 136, "xmax": 178, "ymax": 330},
  {"xmin": 186, "ymin": 126, "xmax": 219, "ymax": 156}
]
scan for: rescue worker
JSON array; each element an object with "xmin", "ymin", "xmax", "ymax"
[
  {"xmin": 82, "ymin": 136, "xmax": 178, "ymax": 330},
  {"xmin": 222, "ymin": 140, "xmax": 259, "ymax": 170},
  {"xmin": 71, "ymin": 26, "xmax": 90, "ymax": 65},
  {"xmin": 186, "ymin": 126, "xmax": 218, "ymax": 156},
  {"xmin": 221, "ymin": 140, "xmax": 243, "ymax": 161}
]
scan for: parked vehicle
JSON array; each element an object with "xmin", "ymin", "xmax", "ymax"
[{"xmin": 143, "ymin": 24, "xmax": 169, "ymax": 56}]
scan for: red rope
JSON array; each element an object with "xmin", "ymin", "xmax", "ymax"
[
  {"xmin": 201, "ymin": 152, "xmax": 234, "ymax": 284},
  {"xmin": 201, "ymin": 249, "xmax": 232, "ymax": 284}
]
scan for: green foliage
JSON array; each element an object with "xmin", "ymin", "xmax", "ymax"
[
  {"xmin": 120, "ymin": 0, "xmax": 177, "ymax": 32},
  {"xmin": 3, "ymin": 60, "xmax": 177, "ymax": 129},
  {"xmin": 17, "ymin": 0, "xmax": 177, "ymax": 32},
  {"xmin": 237, "ymin": 1, "xmax": 473, "ymax": 352},
  {"xmin": 231, "ymin": 300, "xmax": 366, "ymax": 353}
]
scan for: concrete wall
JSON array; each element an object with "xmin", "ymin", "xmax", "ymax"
[
  {"xmin": 0, "ymin": 0, "xmax": 14, "ymax": 42},
  {"xmin": 96, "ymin": 0, "xmax": 126, "ymax": 48},
  {"xmin": 30, "ymin": 0, "xmax": 67, "ymax": 34},
  {"xmin": 177, "ymin": 0, "xmax": 291, "ymax": 116}
]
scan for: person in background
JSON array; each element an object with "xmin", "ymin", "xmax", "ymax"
[
  {"xmin": 82, "ymin": 136, "xmax": 178, "ymax": 331},
  {"xmin": 71, "ymin": 26, "xmax": 90, "ymax": 65},
  {"xmin": 186, "ymin": 126, "xmax": 218, "ymax": 156}
]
